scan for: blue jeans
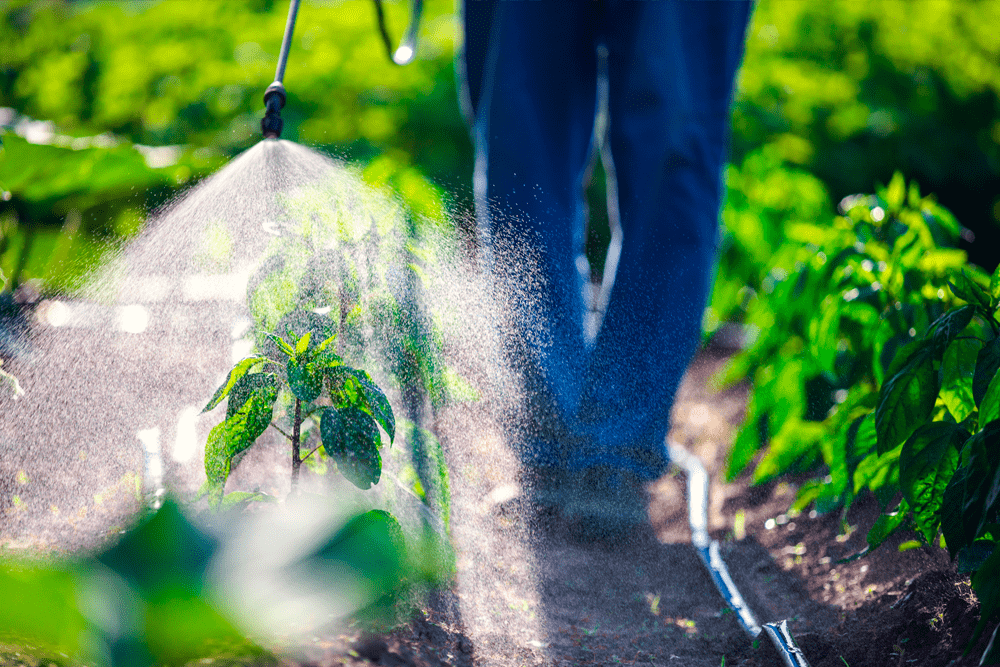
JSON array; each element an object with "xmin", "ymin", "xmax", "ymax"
[{"xmin": 463, "ymin": 0, "xmax": 752, "ymax": 480}]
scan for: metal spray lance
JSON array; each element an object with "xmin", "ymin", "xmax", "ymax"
[{"xmin": 261, "ymin": 0, "xmax": 424, "ymax": 140}]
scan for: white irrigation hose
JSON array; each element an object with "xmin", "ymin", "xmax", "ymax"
[{"xmin": 666, "ymin": 440, "xmax": 812, "ymax": 667}]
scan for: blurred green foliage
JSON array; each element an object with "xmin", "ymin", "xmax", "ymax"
[
  {"xmin": 0, "ymin": 499, "xmax": 437, "ymax": 666},
  {"xmin": 3, "ymin": 0, "xmax": 1000, "ymax": 297},
  {"xmin": 736, "ymin": 0, "xmax": 1000, "ymax": 268}
]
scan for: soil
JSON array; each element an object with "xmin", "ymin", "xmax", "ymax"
[{"xmin": 283, "ymin": 348, "xmax": 998, "ymax": 667}]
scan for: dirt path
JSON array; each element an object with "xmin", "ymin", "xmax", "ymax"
[{"xmin": 297, "ymin": 349, "xmax": 991, "ymax": 667}]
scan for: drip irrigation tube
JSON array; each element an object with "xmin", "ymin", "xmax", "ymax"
[{"xmin": 666, "ymin": 440, "xmax": 812, "ymax": 667}]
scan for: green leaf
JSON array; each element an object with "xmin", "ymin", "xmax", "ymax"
[
  {"xmin": 311, "ymin": 509, "xmax": 407, "ymax": 613},
  {"xmin": 204, "ymin": 376, "xmax": 278, "ymax": 493},
  {"xmin": 97, "ymin": 500, "xmax": 217, "ymax": 595},
  {"xmin": 226, "ymin": 372, "xmax": 279, "ymax": 419},
  {"xmin": 975, "ymin": 338, "xmax": 1000, "ymax": 408},
  {"xmin": 867, "ymin": 498, "xmax": 910, "ymax": 554},
  {"xmin": 202, "ymin": 356, "xmax": 267, "ymax": 412},
  {"xmin": 287, "ymin": 356, "xmax": 322, "ymax": 403},
  {"xmin": 940, "ymin": 460, "xmax": 972, "ymax": 559},
  {"xmin": 143, "ymin": 593, "xmax": 258, "ymax": 666},
  {"xmin": 875, "ymin": 344, "xmax": 938, "ymax": 455},
  {"xmin": 956, "ymin": 540, "xmax": 995, "ymax": 574},
  {"xmin": 294, "ymin": 331, "xmax": 311, "ymax": 356},
  {"xmin": 981, "ymin": 370, "xmax": 1000, "ymax": 426},
  {"xmin": 930, "ymin": 305, "xmax": 976, "ymax": 351},
  {"xmin": 899, "ymin": 422, "xmax": 966, "ymax": 543},
  {"xmin": 941, "ymin": 335, "xmax": 982, "ymax": 423},
  {"xmin": 314, "ymin": 332, "xmax": 338, "ymax": 355},
  {"xmin": 950, "ymin": 270, "xmax": 991, "ymax": 311},
  {"xmin": 991, "ymin": 262, "xmax": 1000, "ymax": 306},
  {"xmin": 970, "ymin": 544, "xmax": 1000, "ymax": 650},
  {"xmin": 940, "ymin": 424, "xmax": 1000, "ymax": 556},
  {"xmin": 329, "ymin": 367, "xmax": 396, "ymax": 444},
  {"xmin": 263, "ymin": 331, "xmax": 296, "ymax": 359},
  {"xmin": 321, "ymin": 406, "xmax": 382, "ymax": 489},
  {"xmin": 753, "ymin": 418, "xmax": 825, "ymax": 484},
  {"xmin": 263, "ymin": 310, "xmax": 337, "ymax": 360},
  {"xmin": 0, "ymin": 562, "xmax": 87, "ymax": 655},
  {"xmin": 884, "ymin": 171, "xmax": 905, "ymax": 212},
  {"xmin": 726, "ymin": 415, "xmax": 761, "ymax": 481}
]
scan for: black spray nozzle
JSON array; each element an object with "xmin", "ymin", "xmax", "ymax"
[{"xmin": 261, "ymin": 81, "xmax": 286, "ymax": 139}]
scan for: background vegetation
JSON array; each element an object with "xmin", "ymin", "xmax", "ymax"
[{"xmin": 2, "ymin": 0, "xmax": 1000, "ymax": 296}]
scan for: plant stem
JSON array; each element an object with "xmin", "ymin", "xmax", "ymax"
[
  {"xmin": 291, "ymin": 398, "xmax": 302, "ymax": 492},
  {"xmin": 300, "ymin": 443, "xmax": 322, "ymax": 463}
]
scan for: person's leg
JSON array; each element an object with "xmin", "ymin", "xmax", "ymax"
[
  {"xmin": 472, "ymin": 2, "xmax": 600, "ymax": 469},
  {"xmin": 572, "ymin": 0, "xmax": 753, "ymax": 479}
]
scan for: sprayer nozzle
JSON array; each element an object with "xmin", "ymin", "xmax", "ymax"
[{"xmin": 261, "ymin": 81, "xmax": 287, "ymax": 139}]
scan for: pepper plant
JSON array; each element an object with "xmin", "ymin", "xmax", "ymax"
[
  {"xmin": 867, "ymin": 265, "xmax": 1000, "ymax": 657},
  {"xmin": 719, "ymin": 173, "xmax": 1000, "ymax": 661},
  {"xmin": 200, "ymin": 309, "xmax": 394, "ymax": 508}
]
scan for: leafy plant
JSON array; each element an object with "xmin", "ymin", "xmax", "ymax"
[
  {"xmin": 868, "ymin": 264, "xmax": 1000, "ymax": 654},
  {"xmin": 0, "ymin": 498, "xmax": 417, "ymax": 666},
  {"xmin": 200, "ymin": 309, "xmax": 394, "ymax": 507},
  {"xmin": 721, "ymin": 172, "xmax": 1000, "ymax": 660},
  {"xmin": 722, "ymin": 172, "xmax": 968, "ymax": 508}
]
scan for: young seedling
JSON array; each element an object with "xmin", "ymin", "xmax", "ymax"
[{"xmin": 200, "ymin": 309, "xmax": 394, "ymax": 508}]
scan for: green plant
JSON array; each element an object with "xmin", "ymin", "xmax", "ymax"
[
  {"xmin": 866, "ymin": 263, "xmax": 1000, "ymax": 655},
  {"xmin": 721, "ymin": 172, "xmax": 1000, "ymax": 660},
  {"xmin": 722, "ymin": 172, "xmax": 967, "ymax": 509},
  {"xmin": 0, "ymin": 498, "xmax": 416, "ymax": 666},
  {"xmin": 201, "ymin": 309, "xmax": 394, "ymax": 506}
]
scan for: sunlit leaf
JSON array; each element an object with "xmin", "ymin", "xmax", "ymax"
[
  {"xmin": 294, "ymin": 331, "xmax": 312, "ymax": 356},
  {"xmin": 143, "ymin": 592, "xmax": 263, "ymax": 666},
  {"xmin": 204, "ymin": 375, "xmax": 278, "ymax": 492},
  {"xmin": 941, "ymin": 335, "xmax": 982, "ymax": 423},
  {"xmin": 0, "ymin": 561, "xmax": 86, "ymax": 655},
  {"xmin": 226, "ymin": 372, "xmax": 278, "ymax": 419},
  {"xmin": 202, "ymin": 357, "xmax": 268, "ymax": 412}
]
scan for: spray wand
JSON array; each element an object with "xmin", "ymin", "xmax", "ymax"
[
  {"xmin": 261, "ymin": 0, "xmax": 424, "ymax": 140},
  {"xmin": 261, "ymin": 0, "xmax": 301, "ymax": 139}
]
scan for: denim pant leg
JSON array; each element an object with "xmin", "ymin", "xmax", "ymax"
[
  {"xmin": 472, "ymin": 2, "xmax": 600, "ymax": 468},
  {"xmin": 573, "ymin": 1, "xmax": 753, "ymax": 479}
]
